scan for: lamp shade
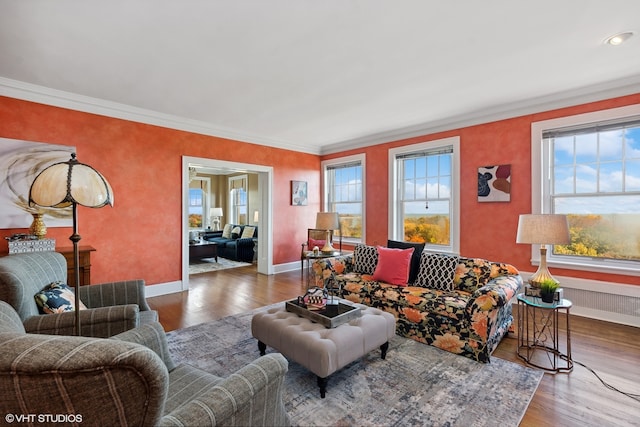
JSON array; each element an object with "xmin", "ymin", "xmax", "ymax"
[
  {"xmin": 516, "ymin": 214, "xmax": 570, "ymax": 245},
  {"xmin": 210, "ymin": 207, "xmax": 223, "ymax": 217},
  {"xmin": 316, "ymin": 212, "xmax": 339, "ymax": 230},
  {"xmin": 28, "ymin": 154, "xmax": 113, "ymax": 209}
]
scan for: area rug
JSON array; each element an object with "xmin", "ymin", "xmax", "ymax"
[
  {"xmin": 188, "ymin": 257, "xmax": 251, "ymax": 275},
  {"xmin": 166, "ymin": 303, "xmax": 543, "ymax": 427}
]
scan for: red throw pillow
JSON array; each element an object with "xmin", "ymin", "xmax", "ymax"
[
  {"xmin": 372, "ymin": 246, "xmax": 414, "ymax": 286},
  {"xmin": 308, "ymin": 238, "xmax": 326, "ymax": 249}
]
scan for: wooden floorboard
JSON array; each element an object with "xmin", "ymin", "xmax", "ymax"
[{"xmin": 148, "ymin": 265, "xmax": 640, "ymax": 427}]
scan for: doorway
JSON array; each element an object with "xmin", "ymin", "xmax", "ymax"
[{"xmin": 182, "ymin": 156, "xmax": 273, "ymax": 292}]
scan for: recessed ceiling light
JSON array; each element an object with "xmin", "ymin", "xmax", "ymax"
[{"xmin": 604, "ymin": 31, "xmax": 634, "ymax": 46}]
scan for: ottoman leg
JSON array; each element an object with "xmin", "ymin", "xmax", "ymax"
[
  {"xmin": 317, "ymin": 376, "xmax": 328, "ymax": 399},
  {"xmin": 258, "ymin": 341, "xmax": 266, "ymax": 356},
  {"xmin": 380, "ymin": 341, "xmax": 389, "ymax": 359}
]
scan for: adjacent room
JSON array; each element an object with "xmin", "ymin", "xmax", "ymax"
[{"xmin": 0, "ymin": 2, "xmax": 639, "ymax": 426}]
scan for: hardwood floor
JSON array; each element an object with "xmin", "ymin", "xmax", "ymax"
[{"xmin": 148, "ymin": 265, "xmax": 640, "ymax": 427}]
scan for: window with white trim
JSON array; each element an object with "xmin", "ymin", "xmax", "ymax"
[
  {"xmin": 229, "ymin": 175, "xmax": 247, "ymax": 224},
  {"xmin": 532, "ymin": 104, "xmax": 640, "ymax": 275},
  {"xmin": 322, "ymin": 154, "xmax": 365, "ymax": 243},
  {"xmin": 389, "ymin": 137, "xmax": 460, "ymax": 254},
  {"xmin": 188, "ymin": 177, "xmax": 210, "ymax": 229}
]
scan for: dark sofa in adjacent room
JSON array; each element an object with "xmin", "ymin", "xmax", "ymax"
[{"xmin": 203, "ymin": 224, "xmax": 257, "ymax": 263}]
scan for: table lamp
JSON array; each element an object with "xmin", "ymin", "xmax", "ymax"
[
  {"xmin": 210, "ymin": 207, "xmax": 223, "ymax": 230},
  {"xmin": 516, "ymin": 214, "xmax": 570, "ymax": 287},
  {"xmin": 315, "ymin": 212, "xmax": 339, "ymax": 254},
  {"xmin": 28, "ymin": 153, "xmax": 113, "ymax": 335}
]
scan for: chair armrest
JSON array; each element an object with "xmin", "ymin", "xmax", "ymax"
[
  {"xmin": 159, "ymin": 353, "xmax": 290, "ymax": 427},
  {"xmin": 111, "ymin": 321, "xmax": 176, "ymax": 371},
  {"xmin": 79, "ymin": 279, "xmax": 151, "ymax": 311},
  {"xmin": 0, "ymin": 332, "xmax": 168, "ymax": 427},
  {"xmin": 23, "ymin": 304, "xmax": 140, "ymax": 337}
]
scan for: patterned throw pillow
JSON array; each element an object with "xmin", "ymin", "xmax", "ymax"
[
  {"xmin": 414, "ymin": 252, "xmax": 460, "ymax": 291},
  {"xmin": 222, "ymin": 224, "xmax": 233, "ymax": 239},
  {"xmin": 34, "ymin": 281, "xmax": 87, "ymax": 314},
  {"xmin": 353, "ymin": 244, "xmax": 378, "ymax": 274},
  {"xmin": 241, "ymin": 226, "xmax": 255, "ymax": 239},
  {"xmin": 231, "ymin": 226, "xmax": 242, "ymax": 239}
]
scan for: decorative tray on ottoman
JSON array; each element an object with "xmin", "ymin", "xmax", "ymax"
[{"xmin": 285, "ymin": 299, "xmax": 362, "ymax": 328}]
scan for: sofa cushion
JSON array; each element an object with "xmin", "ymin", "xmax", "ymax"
[
  {"xmin": 241, "ymin": 226, "xmax": 255, "ymax": 239},
  {"xmin": 231, "ymin": 226, "xmax": 242, "ymax": 239},
  {"xmin": 387, "ymin": 240, "xmax": 425, "ymax": 284},
  {"xmin": 454, "ymin": 257, "xmax": 493, "ymax": 293},
  {"xmin": 353, "ymin": 244, "xmax": 378, "ymax": 274},
  {"xmin": 415, "ymin": 252, "xmax": 459, "ymax": 291},
  {"xmin": 222, "ymin": 224, "xmax": 233, "ymax": 239},
  {"xmin": 373, "ymin": 246, "xmax": 414, "ymax": 286},
  {"xmin": 34, "ymin": 281, "xmax": 87, "ymax": 314}
]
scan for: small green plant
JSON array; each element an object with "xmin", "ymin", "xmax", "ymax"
[{"xmin": 539, "ymin": 279, "xmax": 560, "ymax": 294}]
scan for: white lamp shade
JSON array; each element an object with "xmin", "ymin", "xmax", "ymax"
[
  {"xmin": 316, "ymin": 212, "xmax": 339, "ymax": 230},
  {"xmin": 516, "ymin": 214, "xmax": 570, "ymax": 245},
  {"xmin": 29, "ymin": 154, "xmax": 113, "ymax": 208},
  {"xmin": 210, "ymin": 207, "xmax": 223, "ymax": 217}
]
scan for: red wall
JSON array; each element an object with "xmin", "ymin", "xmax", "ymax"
[
  {"xmin": 322, "ymin": 93, "xmax": 640, "ymax": 286},
  {"xmin": 0, "ymin": 96, "xmax": 320, "ymax": 285},
  {"xmin": 2, "ymin": 93, "xmax": 639, "ymax": 287}
]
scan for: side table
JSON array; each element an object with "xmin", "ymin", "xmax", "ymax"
[
  {"xmin": 302, "ymin": 251, "xmax": 341, "ymax": 289},
  {"xmin": 517, "ymin": 293, "xmax": 573, "ymax": 373},
  {"xmin": 56, "ymin": 246, "xmax": 96, "ymax": 287}
]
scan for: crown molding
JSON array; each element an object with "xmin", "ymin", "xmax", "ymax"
[
  {"xmin": 319, "ymin": 74, "xmax": 640, "ymax": 155},
  {"xmin": 0, "ymin": 77, "xmax": 321, "ymax": 155},
  {"xmin": 2, "ymin": 75, "xmax": 639, "ymax": 157}
]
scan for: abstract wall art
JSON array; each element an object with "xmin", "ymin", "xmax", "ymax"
[
  {"xmin": 0, "ymin": 137, "xmax": 75, "ymax": 228},
  {"xmin": 478, "ymin": 164, "xmax": 511, "ymax": 202},
  {"xmin": 291, "ymin": 180, "xmax": 308, "ymax": 206}
]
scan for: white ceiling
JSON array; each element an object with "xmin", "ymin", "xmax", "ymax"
[{"xmin": 1, "ymin": 1, "xmax": 639, "ymax": 155}]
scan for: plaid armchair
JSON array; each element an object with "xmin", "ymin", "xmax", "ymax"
[
  {"xmin": 0, "ymin": 251, "xmax": 157, "ymax": 337},
  {"xmin": 0, "ymin": 301, "xmax": 290, "ymax": 426}
]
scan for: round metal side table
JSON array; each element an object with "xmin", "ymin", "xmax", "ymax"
[{"xmin": 517, "ymin": 293, "xmax": 573, "ymax": 373}]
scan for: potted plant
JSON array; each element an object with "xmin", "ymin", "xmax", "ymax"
[{"xmin": 539, "ymin": 279, "xmax": 560, "ymax": 303}]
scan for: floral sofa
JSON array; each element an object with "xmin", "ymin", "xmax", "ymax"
[{"xmin": 312, "ymin": 244, "xmax": 523, "ymax": 363}]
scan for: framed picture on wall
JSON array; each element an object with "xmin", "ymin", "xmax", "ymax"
[
  {"xmin": 0, "ymin": 137, "xmax": 75, "ymax": 228},
  {"xmin": 478, "ymin": 164, "xmax": 511, "ymax": 202},
  {"xmin": 291, "ymin": 180, "xmax": 308, "ymax": 206}
]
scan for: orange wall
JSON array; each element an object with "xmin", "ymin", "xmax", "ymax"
[
  {"xmin": 0, "ymin": 96, "xmax": 320, "ymax": 285},
  {"xmin": 323, "ymin": 93, "xmax": 640, "ymax": 286},
  {"xmin": 2, "ymin": 93, "xmax": 639, "ymax": 287}
]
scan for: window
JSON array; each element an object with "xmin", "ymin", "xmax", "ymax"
[
  {"xmin": 322, "ymin": 154, "xmax": 365, "ymax": 243},
  {"xmin": 389, "ymin": 137, "xmax": 460, "ymax": 254},
  {"xmin": 532, "ymin": 104, "xmax": 640, "ymax": 275},
  {"xmin": 229, "ymin": 175, "xmax": 247, "ymax": 224},
  {"xmin": 188, "ymin": 177, "xmax": 210, "ymax": 229}
]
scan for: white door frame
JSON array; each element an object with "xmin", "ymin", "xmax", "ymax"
[{"xmin": 182, "ymin": 156, "xmax": 274, "ymax": 291}]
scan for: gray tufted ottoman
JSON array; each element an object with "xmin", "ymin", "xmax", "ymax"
[{"xmin": 251, "ymin": 300, "xmax": 396, "ymax": 398}]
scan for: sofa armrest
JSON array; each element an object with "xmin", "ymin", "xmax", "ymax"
[
  {"xmin": 311, "ymin": 254, "xmax": 354, "ymax": 288},
  {"xmin": 24, "ymin": 304, "xmax": 141, "ymax": 337},
  {"xmin": 111, "ymin": 321, "xmax": 176, "ymax": 371},
  {"xmin": 159, "ymin": 353, "xmax": 290, "ymax": 427},
  {"xmin": 466, "ymin": 274, "xmax": 523, "ymax": 316},
  {"xmin": 79, "ymin": 279, "xmax": 151, "ymax": 311}
]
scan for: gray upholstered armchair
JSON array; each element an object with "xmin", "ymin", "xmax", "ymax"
[
  {"xmin": 0, "ymin": 251, "xmax": 157, "ymax": 337},
  {"xmin": 0, "ymin": 301, "xmax": 290, "ymax": 426}
]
